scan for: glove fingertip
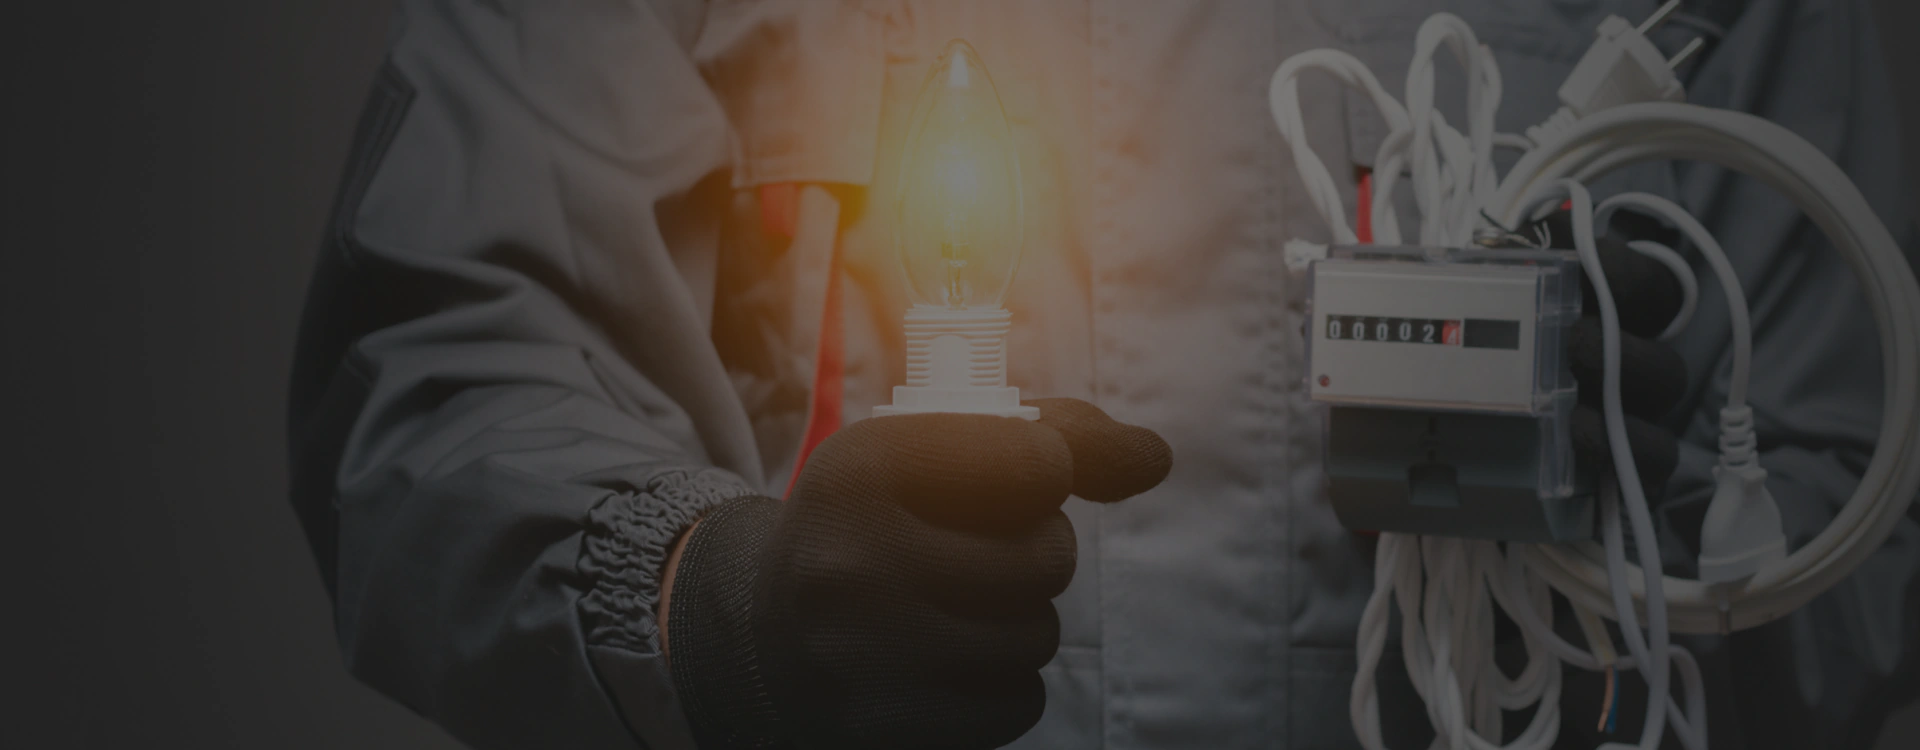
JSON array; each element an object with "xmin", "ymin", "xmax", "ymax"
[
  {"xmin": 1570, "ymin": 405, "xmax": 1680, "ymax": 498},
  {"xmin": 1627, "ymin": 416, "xmax": 1681, "ymax": 488},
  {"xmin": 1028, "ymin": 398, "xmax": 1173, "ymax": 503},
  {"xmin": 1090, "ymin": 425, "xmax": 1173, "ymax": 503}
]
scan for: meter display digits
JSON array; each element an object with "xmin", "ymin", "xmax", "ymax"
[
  {"xmin": 1323, "ymin": 315, "xmax": 1520, "ymax": 350},
  {"xmin": 1325, "ymin": 315, "xmax": 1459, "ymax": 346}
]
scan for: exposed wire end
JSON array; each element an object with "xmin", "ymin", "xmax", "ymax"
[
  {"xmin": 1599, "ymin": 665, "xmax": 1619, "ymax": 733},
  {"xmin": 1283, "ymin": 239, "xmax": 1329, "ymax": 272}
]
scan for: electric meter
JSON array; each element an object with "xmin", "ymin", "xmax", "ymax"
[{"xmin": 1307, "ymin": 244, "xmax": 1593, "ymax": 542}]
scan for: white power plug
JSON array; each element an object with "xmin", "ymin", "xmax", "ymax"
[
  {"xmin": 1530, "ymin": 1, "xmax": 1706, "ymax": 145},
  {"xmin": 1559, "ymin": 15, "xmax": 1683, "ymax": 117},
  {"xmin": 1699, "ymin": 406, "xmax": 1789, "ymax": 584}
]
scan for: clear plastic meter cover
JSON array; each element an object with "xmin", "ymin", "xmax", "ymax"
[{"xmin": 1308, "ymin": 244, "xmax": 1590, "ymax": 535}]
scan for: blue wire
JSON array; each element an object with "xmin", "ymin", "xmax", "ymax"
[{"xmin": 1605, "ymin": 676, "xmax": 1620, "ymax": 734}]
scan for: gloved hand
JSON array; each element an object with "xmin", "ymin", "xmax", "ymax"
[
  {"xmin": 1532, "ymin": 211, "xmax": 1690, "ymax": 497},
  {"xmin": 663, "ymin": 398, "xmax": 1172, "ymax": 750}
]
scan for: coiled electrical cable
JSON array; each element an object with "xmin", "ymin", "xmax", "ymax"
[{"xmin": 1270, "ymin": 11, "xmax": 1920, "ymax": 750}]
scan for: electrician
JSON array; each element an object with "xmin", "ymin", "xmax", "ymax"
[{"xmin": 290, "ymin": 0, "xmax": 1919, "ymax": 747}]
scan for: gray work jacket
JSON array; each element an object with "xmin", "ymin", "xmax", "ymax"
[{"xmin": 288, "ymin": 0, "xmax": 1920, "ymax": 748}]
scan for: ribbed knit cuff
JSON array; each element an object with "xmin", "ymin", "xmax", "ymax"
[
  {"xmin": 667, "ymin": 496, "xmax": 789, "ymax": 750},
  {"xmin": 577, "ymin": 467, "xmax": 754, "ymax": 654}
]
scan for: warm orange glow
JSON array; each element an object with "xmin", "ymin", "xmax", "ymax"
[{"xmin": 895, "ymin": 39, "xmax": 1024, "ymax": 310}]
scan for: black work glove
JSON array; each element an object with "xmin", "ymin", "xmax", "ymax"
[
  {"xmin": 1531, "ymin": 211, "xmax": 1690, "ymax": 498},
  {"xmin": 666, "ymin": 398, "xmax": 1172, "ymax": 750}
]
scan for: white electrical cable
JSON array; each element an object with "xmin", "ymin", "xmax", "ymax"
[
  {"xmin": 1404, "ymin": 14, "xmax": 1503, "ymax": 247},
  {"xmin": 1498, "ymin": 105, "xmax": 1920, "ymax": 634},
  {"xmin": 1594, "ymin": 193, "xmax": 1749, "ymax": 405},
  {"xmin": 1266, "ymin": 13, "xmax": 1496, "ymax": 248},
  {"xmin": 1577, "ymin": 184, "xmax": 1668, "ymax": 749},
  {"xmin": 1267, "ymin": 49, "xmax": 1408, "ymax": 246},
  {"xmin": 1521, "ymin": 181, "xmax": 1697, "ymax": 749},
  {"xmin": 1621, "ymin": 239, "xmax": 1697, "ymax": 342},
  {"xmin": 1293, "ymin": 15, "xmax": 1592, "ymax": 749},
  {"xmin": 1495, "ymin": 132, "xmax": 1537, "ymax": 153},
  {"xmin": 1269, "ymin": 10, "xmax": 1920, "ymax": 750}
]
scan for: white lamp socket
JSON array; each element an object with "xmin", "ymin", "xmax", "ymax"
[{"xmin": 873, "ymin": 306, "xmax": 1039, "ymax": 419}]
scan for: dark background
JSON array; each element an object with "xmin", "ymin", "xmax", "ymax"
[{"xmin": 4, "ymin": 1, "xmax": 1917, "ymax": 747}]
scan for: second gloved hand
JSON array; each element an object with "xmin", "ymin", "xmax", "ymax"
[
  {"xmin": 665, "ymin": 399, "xmax": 1171, "ymax": 750},
  {"xmin": 1534, "ymin": 210, "xmax": 1690, "ymax": 497}
]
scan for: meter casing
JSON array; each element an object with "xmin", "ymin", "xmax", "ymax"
[{"xmin": 1307, "ymin": 245, "xmax": 1592, "ymax": 542}]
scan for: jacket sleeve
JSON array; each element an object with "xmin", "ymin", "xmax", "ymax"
[
  {"xmin": 286, "ymin": 1, "xmax": 768, "ymax": 747},
  {"xmin": 1653, "ymin": 0, "xmax": 1920, "ymax": 746}
]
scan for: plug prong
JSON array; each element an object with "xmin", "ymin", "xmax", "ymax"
[
  {"xmin": 1639, "ymin": 0, "xmax": 1683, "ymax": 35},
  {"xmin": 1668, "ymin": 37, "xmax": 1706, "ymax": 69}
]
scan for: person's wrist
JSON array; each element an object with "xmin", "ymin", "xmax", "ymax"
[
  {"xmin": 664, "ymin": 496, "xmax": 786, "ymax": 749},
  {"xmin": 656, "ymin": 518, "xmax": 700, "ymax": 662}
]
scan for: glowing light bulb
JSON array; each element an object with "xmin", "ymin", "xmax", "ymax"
[
  {"xmin": 896, "ymin": 40, "xmax": 1023, "ymax": 310},
  {"xmin": 874, "ymin": 39, "xmax": 1038, "ymax": 420}
]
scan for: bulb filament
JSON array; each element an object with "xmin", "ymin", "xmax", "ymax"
[{"xmin": 941, "ymin": 239, "xmax": 970, "ymax": 308}]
